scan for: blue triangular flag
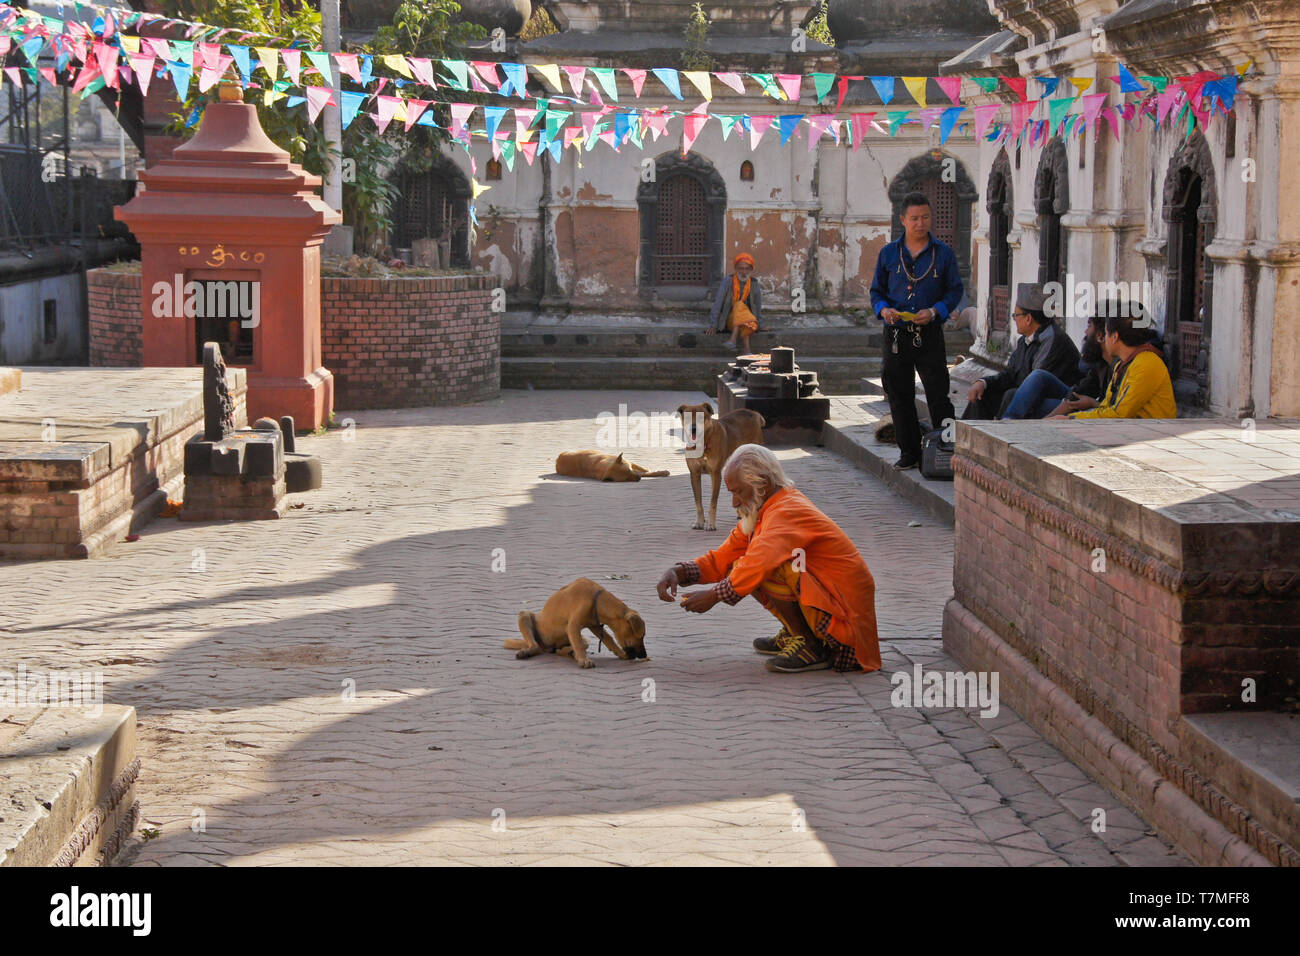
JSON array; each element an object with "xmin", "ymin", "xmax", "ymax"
[
  {"xmin": 358, "ymin": 55, "xmax": 374, "ymax": 86},
  {"xmin": 501, "ymin": 62, "xmax": 527, "ymax": 98},
  {"xmin": 1114, "ymin": 63, "xmax": 1146, "ymax": 93},
  {"xmin": 1037, "ymin": 76, "xmax": 1060, "ymax": 98},
  {"xmin": 652, "ymin": 67, "xmax": 682, "ymax": 99},
  {"xmin": 228, "ymin": 45, "xmax": 251, "ymax": 85},
  {"xmin": 416, "ymin": 110, "xmax": 439, "ymax": 128},
  {"xmin": 777, "ymin": 113, "xmax": 804, "ymax": 145},
  {"xmin": 166, "ymin": 60, "xmax": 192, "ymax": 99},
  {"xmin": 870, "ymin": 76, "xmax": 895, "ymax": 105},
  {"xmin": 547, "ymin": 137, "xmax": 562, "ymax": 163},
  {"xmin": 614, "ymin": 111, "xmax": 631, "ymax": 144},
  {"xmin": 938, "ymin": 106, "xmax": 963, "ymax": 145},
  {"xmin": 285, "ymin": 95, "xmax": 306, "ymax": 108},
  {"xmin": 339, "ymin": 90, "xmax": 367, "ymax": 129},
  {"xmin": 483, "ymin": 105, "xmax": 507, "ymax": 140},
  {"xmin": 21, "ymin": 36, "xmax": 46, "ymax": 62}
]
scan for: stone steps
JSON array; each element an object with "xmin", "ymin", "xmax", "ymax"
[{"xmin": 501, "ymin": 323, "xmax": 976, "ymax": 393}]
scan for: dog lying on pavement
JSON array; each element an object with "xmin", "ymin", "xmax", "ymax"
[
  {"xmin": 506, "ymin": 578, "xmax": 648, "ymax": 668},
  {"xmin": 676, "ymin": 403, "xmax": 766, "ymax": 530},
  {"xmin": 555, "ymin": 450, "xmax": 669, "ymax": 482}
]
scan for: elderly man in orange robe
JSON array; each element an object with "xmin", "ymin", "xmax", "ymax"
[{"xmin": 656, "ymin": 444, "xmax": 882, "ymax": 674}]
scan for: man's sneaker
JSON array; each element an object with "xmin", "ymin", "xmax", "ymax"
[
  {"xmin": 752, "ymin": 628, "xmax": 791, "ymax": 656},
  {"xmin": 894, "ymin": 454, "xmax": 920, "ymax": 470},
  {"xmin": 764, "ymin": 633, "xmax": 833, "ymax": 673}
]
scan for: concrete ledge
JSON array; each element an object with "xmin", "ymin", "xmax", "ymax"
[
  {"xmin": 0, "ymin": 705, "xmax": 138, "ymax": 867},
  {"xmin": 943, "ymin": 598, "xmax": 1276, "ymax": 866}
]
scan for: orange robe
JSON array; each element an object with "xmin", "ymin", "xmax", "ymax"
[{"xmin": 691, "ymin": 487, "xmax": 882, "ymax": 672}]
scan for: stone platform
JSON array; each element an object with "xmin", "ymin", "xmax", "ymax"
[
  {"xmin": 0, "ymin": 367, "xmax": 248, "ymax": 559},
  {"xmin": 0, "ymin": 705, "xmax": 138, "ymax": 866},
  {"xmin": 943, "ymin": 418, "xmax": 1300, "ymax": 866}
]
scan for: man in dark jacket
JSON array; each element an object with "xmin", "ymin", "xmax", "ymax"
[
  {"xmin": 869, "ymin": 192, "xmax": 964, "ymax": 470},
  {"xmin": 963, "ymin": 283, "xmax": 1080, "ymax": 419}
]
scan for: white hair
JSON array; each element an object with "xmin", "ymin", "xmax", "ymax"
[{"xmin": 723, "ymin": 444, "xmax": 794, "ymax": 497}]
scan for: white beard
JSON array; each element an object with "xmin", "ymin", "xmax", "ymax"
[{"xmin": 738, "ymin": 505, "xmax": 758, "ymax": 537}]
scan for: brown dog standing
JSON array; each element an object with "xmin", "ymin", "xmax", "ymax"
[
  {"xmin": 676, "ymin": 403, "xmax": 766, "ymax": 530},
  {"xmin": 555, "ymin": 450, "xmax": 669, "ymax": 482},
  {"xmin": 508, "ymin": 578, "xmax": 648, "ymax": 668}
]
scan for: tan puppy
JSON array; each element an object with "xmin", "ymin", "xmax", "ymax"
[
  {"xmin": 507, "ymin": 578, "xmax": 648, "ymax": 669},
  {"xmin": 555, "ymin": 450, "xmax": 668, "ymax": 482},
  {"xmin": 676, "ymin": 403, "xmax": 766, "ymax": 530}
]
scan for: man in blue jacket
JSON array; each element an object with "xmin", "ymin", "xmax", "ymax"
[{"xmin": 869, "ymin": 192, "xmax": 964, "ymax": 470}]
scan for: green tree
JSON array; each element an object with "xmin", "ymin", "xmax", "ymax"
[
  {"xmin": 681, "ymin": 3, "xmax": 715, "ymax": 73},
  {"xmin": 805, "ymin": 0, "xmax": 835, "ymax": 48}
]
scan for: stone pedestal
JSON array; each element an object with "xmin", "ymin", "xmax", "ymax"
[
  {"xmin": 116, "ymin": 95, "xmax": 341, "ymax": 430},
  {"xmin": 181, "ymin": 427, "xmax": 286, "ymax": 521}
]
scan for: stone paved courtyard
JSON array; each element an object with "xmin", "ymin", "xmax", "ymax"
[{"xmin": 1, "ymin": 390, "xmax": 1187, "ymax": 865}]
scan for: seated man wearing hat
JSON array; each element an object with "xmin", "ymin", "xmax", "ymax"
[
  {"xmin": 964, "ymin": 283, "xmax": 1080, "ymax": 420},
  {"xmin": 656, "ymin": 444, "xmax": 882, "ymax": 675},
  {"xmin": 708, "ymin": 253, "xmax": 763, "ymax": 352}
]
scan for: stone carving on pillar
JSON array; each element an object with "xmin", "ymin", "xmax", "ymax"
[
  {"xmin": 1034, "ymin": 138, "xmax": 1070, "ymax": 287},
  {"xmin": 203, "ymin": 342, "xmax": 235, "ymax": 442}
]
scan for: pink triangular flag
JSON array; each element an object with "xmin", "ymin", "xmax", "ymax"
[
  {"xmin": 1010, "ymin": 100, "xmax": 1036, "ymax": 140},
  {"xmin": 973, "ymin": 103, "xmax": 999, "ymax": 139},
  {"xmin": 776, "ymin": 73, "xmax": 801, "ymax": 102},
  {"xmin": 563, "ymin": 65, "xmax": 586, "ymax": 97},
  {"xmin": 39, "ymin": 67, "xmax": 57, "ymax": 86},
  {"xmin": 581, "ymin": 110, "xmax": 599, "ymax": 136},
  {"xmin": 1102, "ymin": 106, "xmax": 1122, "ymax": 141},
  {"xmin": 6, "ymin": 66, "xmax": 24, "ymax": 88},
  {"xmin": 1082, "ymin": 93, "xmax": 1108, "ymax": 128},
  {"xmin": 1156, "ymin": 87, "xmax": 1181, "ymax": 125},
  {"xmin": 195, "ymin": 42, "xmax": 219, "ymax": 71},
  {"xmin": 749, "ymin": 114, "xmax": 775, "ymax": 150},
  {"xmin": 472, "ymin": 60, "xmax": 501, "ymax": 89},
  {"xmin": 682, "ymin": 111, "xmax": 708, "ymax": 153},
  {"xmin": 305, "ymin": 85, "xmax": 335, "ymax": 123},
  {"xmin": 936, "ymin": 76, "xmax": 962, "ymax": 104},
  {"xmin": 128, "ymin": 52, "xmax": 154, "ymax": 95},
  {"xmin": 404, "ymin": 99, "xmax": 430, "ymax": 131},
  {"xmin": 145, "ymin": 38, "xmax": 171, "ymax": 60},
  {"xmin": 599, "ymin": 129, "xmax": 616, "ymax": 148},
  {"xmin": 199, "ymin": 54, "xmax": 233, "ymax": 93},
  {"xmin": 281, "ymin": 49, "xmax": 301, "ymax": 85},
  {"xmin": 94, "ymin": 42, "xmax": 119, "ymax": 88},
  {"xmin": 515, "ymin": 107, "xmax": 537, "ymax": 136},
  {"xmin": 374, "ymin": 94, "xmax": 401, "ymax": 134},
  {"xmin": 469, "ymin": 73, "xmax": 489, "ymax": 94},
  {"xmin": 407, "ymin": 56, "xmax": 435, "ymax": 88},
  {"xmin": 521, "ymin": 140, "xmax": 539, "ymax": 165},
  {"xmin": 449, "ymin": 102, "xmax": 476, "ymax": 136},
  {"xmin": 850, "ymin": 112, "xmax": 874, "ymax": 150},
  {"xmin": 622, "ymin": 67, "xmax": 646, "ymax": 99},
  {"xmin": 335, "ymin": 53, "xmax": 362, "ymax": 84},
  {"xmin": 563, "ymin": 125, "xmax": 583, "ymax": 149},
  {"xmin": 713, "ymin": 71, "xmax": 746, "ymax": 95},
  {"xmin": 806, "ymin": 114, "xmax": 832, "ymax": 150}
]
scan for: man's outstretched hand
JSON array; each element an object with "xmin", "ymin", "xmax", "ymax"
[
  {"xmin": 656, "ymin": 568, "xmax": 680, "ymax": 602},
  {"xmin": 681, "ymin": 590, "xmax": 720, "ymax": 613}
]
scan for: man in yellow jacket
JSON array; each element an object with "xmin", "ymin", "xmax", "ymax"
[
  {"xmin": 656, "ymin": 445, "xmax": 881, "ymax": 674},
  {"xmin": 1054, "ymin": 311, "xmax": 1177, "ymax": 420}
]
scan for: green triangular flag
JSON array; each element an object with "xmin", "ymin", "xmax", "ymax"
[
  {"xmin": 749, "ymin": 73, "xmax": 782, "ymax": 99},
  {"xmin": 972, "ymin": 77, "xmax": 999, "ymax": 94},
  {"xmin": 544, "ymin": 110, "xmax": 571, "ymax": 139},
  {"xmin": 589, "ymin": 67, "xmax": 619, "ymax": 102},
  {"xmin": 629, "ymin": 118, "xmax": 644, "ymax": 149},
  {"xmin": 810, "ymin": 72, "xmax": 836, "ymax": 103},
  {"xmin": 500, "ymin": 139, "xmax": 516, "ymax": 172},
  {"xmin": 887, "ymin": 110, "xmax": 910, "ymax": 135},
  {"xmin": 441, "ymin": 59, "xmax": 469, "ymax": 90},
  {"xmin": 306, "ymin": 52, "xmax": 333, "ymax": 88},
  {"xmin": 172, "ymin": 40, "xmax": 194, "ymax": 65},
  {"xmin": 1140, "ymin": 75, "xmax": 1169, "ymax": 93},
  {"xmin": 1063, "ymin": 114, "xmax": 1079, "ymax": 137},
  {"xmin": 1048, "ymin": 97, "xmax": 1073, "ymax": 131},
  {"xmin": 717, "ymin": 114, "xmax": 740, "ymax": 140}
]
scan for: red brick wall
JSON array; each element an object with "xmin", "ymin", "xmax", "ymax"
[
  {"xmin": 87, "ymin": 270, "xmax": 143, "ymax": 367},
  {"xmin": 87, "ymin": 269, "xmax": 502, "ymax": 409},
  {"xmin": 321, "ymin": 274, "xmax": 500, "ymax": 410}
]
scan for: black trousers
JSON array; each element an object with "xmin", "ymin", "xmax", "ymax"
[
  {"xmin": 881, "ymin": 321, "xmax": 956, "ymax": 459},
  {"xmin": 961, "ymin": 382, "xmax": 1015, "ymax": 421}
]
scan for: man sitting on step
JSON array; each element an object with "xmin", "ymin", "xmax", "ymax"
[{"xmin": 657, "ymin": 445, "xmax": 881, "ymax": 675}]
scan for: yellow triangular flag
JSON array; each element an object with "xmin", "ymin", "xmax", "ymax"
[
  {"xmin": 535, "ymin": 62, "xmax": 563, "ymax": 92},
  {"xmin": 1237, "ymin": 60, "xmax": 1253, "ymax": 77},
  {"xmin": 263, "ymin": 88, "xmax": 287, "ymax": 106},
  {"xmin": 255, "ymin": 47, "xmax": 279, "ymax": 83},
  {"xmin": 119, "ymin": 35, "xmax": 140, "ymax": 54},
  {"xmin": 682, "ymin": 70, "xmax": 712, "ymax": 101},
  {"xmin": 393, "ymin": 100, "xmax": 408, "ymax": 122},
  {"xmin": 471, "ymin": 178, "xmax": 491, "ymax": 200},
  {"xmin": 382, "ymin": 54, "xmax": 413, "ymax": 78},
  {"xmin": 1069, "ymin": 77, "xmax": 1093, "ymax": 97},
  {"xmin": 902, "ymin": 76, "xmax": 927, "ymax": 107}
]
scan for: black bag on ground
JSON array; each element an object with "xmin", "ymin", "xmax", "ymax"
[{"xmin": 920, "ymin": 427, "xmax": 954, "ymax": 481}]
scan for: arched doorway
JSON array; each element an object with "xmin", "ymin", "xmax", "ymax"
[
  {"xmin": 986, "ymin": 150, "xmax": 1013, "ymax": 333},
  {"xmin": 1162, "ymin": 132, "xmax": 1217, "ymax": 407},
  {"xmin": 388, "ymin": 154, "xmax": 471, "ymax": 266},
  {"xmin": 1034, "ymin": 138, "xmax": 1069, "ymax": 288},
  {"xmin": 638, "ymin": 151, "xmax": 726, "ymax": 296},
  {"xmin": 888, "ymin": 151, "xmax": 978, "ymax": 292}
]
